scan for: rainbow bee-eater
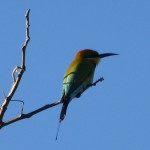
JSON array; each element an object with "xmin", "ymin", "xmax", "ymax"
[{"xmin": 56, "ymin": 49, "xmax": 118, "ymax": 139}]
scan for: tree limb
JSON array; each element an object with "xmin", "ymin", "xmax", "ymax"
[
  {"xmin": 0, "ymin": 9, "xmax": 30, "ymax": 126},
  {"xmin": 0, "ymin": 101, "xmax": 61, "ymax": 128},
  {"xmin": 0, "ymin": 76, "xmax": 103, "ymax": 128}
]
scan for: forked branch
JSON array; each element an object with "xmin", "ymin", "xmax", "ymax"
[
  {"xmin": 1, "ymin": 101, "xmax": 61, "ymax": 128},
  {"xmin": 0, "ymin": 9, "xmax": 30, "ymax": 128}
]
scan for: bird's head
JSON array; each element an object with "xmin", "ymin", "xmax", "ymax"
[{"xmin": 75, "ymin": 49, "xmax": 118, "ymax": 65}]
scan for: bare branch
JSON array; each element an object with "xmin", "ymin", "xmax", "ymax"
[
  {"xmin": 90, "ymin": 77, "xmax": 104, "ymax": 86},
  {"xmin": 12, "ymin": 66, "xmax": 22, "ymax": 83},
  {"xmin": 0, "ymin": 101, "xmax": 61, "ymax": 128},
  {"xmin": 0, "ymin": 77, "xmax": 103, "ymax": 128},
  {"xmin": 22, "ymin": 9, "xmax": 30, "ymax": 69},
  {"xmin": 11, "ymin": 100, "xmax": 24, "ymax": 114},
  {"xmin": 0, "ymin": 9, "xmax": 30, "ymax": 125}
]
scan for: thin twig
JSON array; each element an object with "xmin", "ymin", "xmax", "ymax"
[
  {"xmin": 12, "ymin": 66, "xmax": 22, "ymax": 83},
  {"xmin": 11, "ymin": 100, "xmax": 24, "ymax": 114},
  {"xmin": 86, "ymin": 77, "xmax": 104, "ymax": 90},
  {"xmin": 90, "ymin": 77, "xmax": 104, "ymax": 86},
  {"xmin": 22, "ymin": 9, "xmax": 30, "ymax": 69}
]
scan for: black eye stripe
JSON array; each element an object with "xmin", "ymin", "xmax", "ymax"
[{"xmin": 85, "ymin": 54, "xmax": 99, "ymax": 58}]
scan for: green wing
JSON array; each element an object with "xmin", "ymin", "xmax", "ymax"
[{"xmin": 62, "ymin": 60, "xmax": 95, "ymax": 100}]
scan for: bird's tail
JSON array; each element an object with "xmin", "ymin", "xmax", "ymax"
[
  {"xmin": 55, "ymin": 101, "xmax": 69, "ymax": 140},
  {"xmin": 60, "ymin": 101, "xmax": 69, "ymax": 121}
]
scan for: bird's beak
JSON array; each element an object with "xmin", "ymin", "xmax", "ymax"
[{"xmin": 98, "ymin": 53, "xmax": 119, "ymax": 58}]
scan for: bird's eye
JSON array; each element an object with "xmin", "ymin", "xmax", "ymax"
[
  {"xmin": 85, "ymin": 54, "xmax": 98, "ymax": 59},
  {"xmin": 84, "ymin": 55, "xmax": 91, "ymax": 58}
]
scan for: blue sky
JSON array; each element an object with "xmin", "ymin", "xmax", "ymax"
[{"xmin": 0, "ymin": 0, "xmax": 150, "ymax": 150}]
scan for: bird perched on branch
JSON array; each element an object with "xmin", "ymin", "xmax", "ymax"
[{"xmin": 56, "ymin": 49, "xmax": 118, "ymax": 140}]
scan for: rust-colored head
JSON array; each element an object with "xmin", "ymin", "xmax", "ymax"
[
  {"xmin": 76, "ymin": 49, "xmax": 99, "ymax": 58},
  {"xmin": 75, "ymin": 49, "xmax": 100, "ymax": 65},
  {"xmin": 75, "ymin": 49, "xmax": 118, "ymax": 65}
]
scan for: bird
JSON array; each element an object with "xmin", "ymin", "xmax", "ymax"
[{"xmin": 56, "ymin": 49, "xmax": 118, "ymax": 140}]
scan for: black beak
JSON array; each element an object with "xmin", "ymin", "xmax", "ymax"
[{"xmin": 99, "ymin": 53, "xmax": 119, "ymax": 58}]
